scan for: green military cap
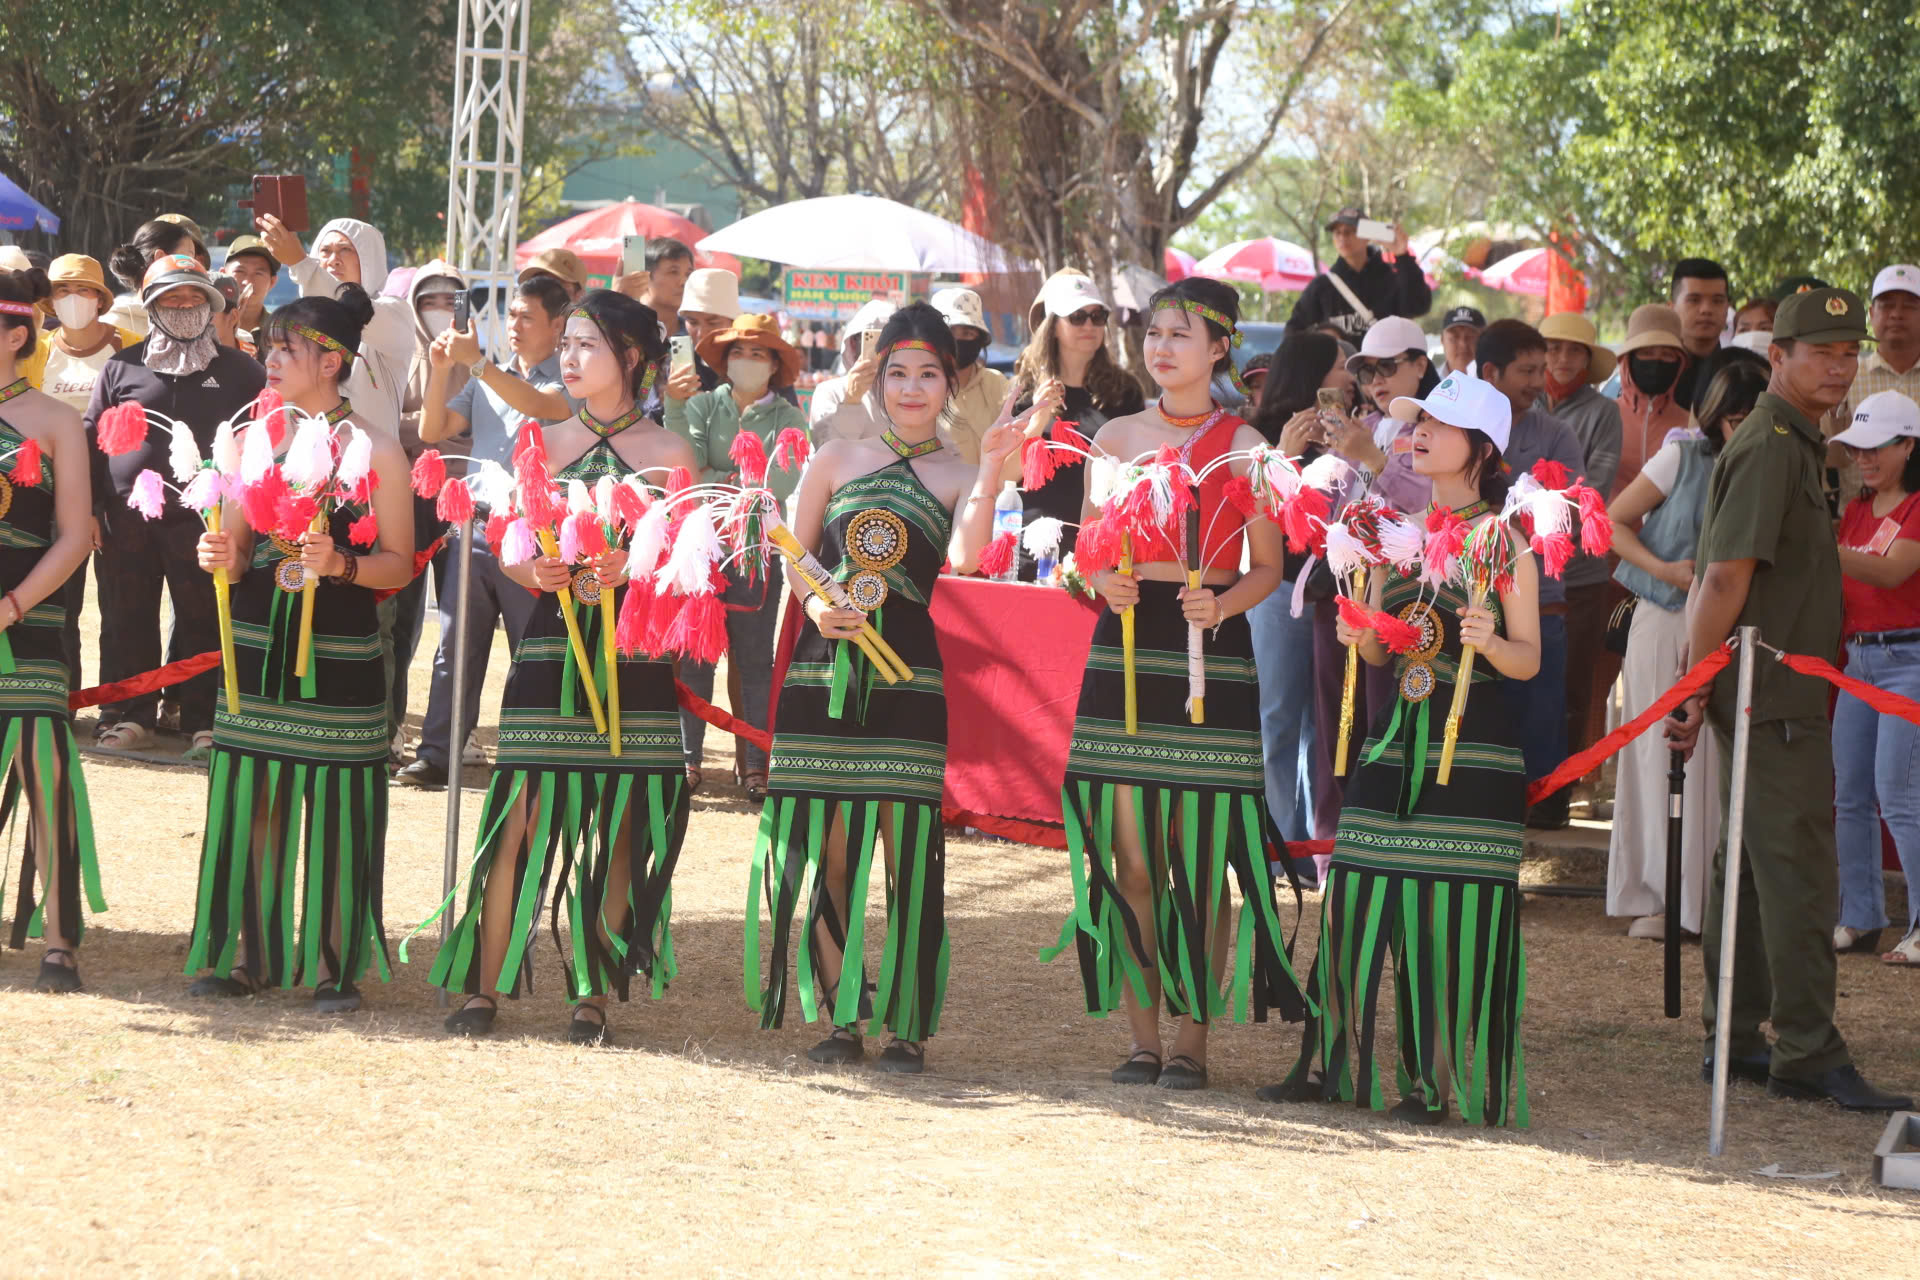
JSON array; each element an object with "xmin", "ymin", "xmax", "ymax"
[
  {"xmin": 223, "ymin": 234, "xmax": 280, "ymax": 272},
  {"xmin": 1774, "ymin": 286, "xmax": 1873, "ymax": 344}
]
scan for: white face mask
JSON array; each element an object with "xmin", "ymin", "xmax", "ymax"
[
  {"xmin": 422, "ymin": 310, "xmax": 453, "ymax": 339},
  {"xmin": 728, "ymin": 355, "xmax": 773, "ymax": 396},
  {"xmin": 53, "ymin": 294, "xmax": 99, "ymax": 330}
]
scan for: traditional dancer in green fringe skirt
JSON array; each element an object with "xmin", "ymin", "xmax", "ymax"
[
  {"xmin": 746, "ymin": 303, "xmax": 1023, "ymax": 1073},
  {"xmin": 432, "ymin": 290, "xmax": 694, "ymax": 1046},
  {"xmin": 1261, "ymin": 373, "xmax": 1540, "ymax": 1125},
  {"xmin": 0, "ymin": 268, "xmax": 105, "ymax": 992},
  {"xmin": 188, "ymin": 286, "xmax": 415, "ymax": 1011},
  {"xmin": 1048, "ymin": 279, "xmax": 1304, "ymax": 1091}
]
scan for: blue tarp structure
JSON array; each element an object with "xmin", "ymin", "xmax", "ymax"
[{"xmin": 0, "ymin": 172, "xmax": 59, "ymax": 234}]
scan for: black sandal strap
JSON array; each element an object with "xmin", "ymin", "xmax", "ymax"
[
  {"xmin": 571, "ymin": 1004, "xmax": 607, "ymax": 1025},
  {"xmin": 42, "ymin": 948, "xmax": 74, "ymax": 961},
  {"xmin": 1165, "ymin": 1054, "xmax": 1204, "ymax": 1072},
  {"xmin": 1125, "ymin": 1049, "xmax": 1162, "ymax": 1066}
]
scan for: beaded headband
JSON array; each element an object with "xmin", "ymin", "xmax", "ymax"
[
  {"xmin": 1157, "ymin": 298, "xmax": 1252, "ymax": 400},
  {"xmin": 885, "ymin": 339, "xmax": 939, "ymax": 357},
  {"xmin": 569, "ymin": 305, "xmax": 640, "ymax": 349},
  {"xmin": 288, "ymin": 322, "xmax": 355, "ymax": 363},
  {"xmin": 0, "ymin": 301, "xmax": 34, "ymax": 318}
]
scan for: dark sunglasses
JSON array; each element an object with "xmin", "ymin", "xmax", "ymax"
[
  {"xmin": 1062, "ymin": 307, "xmax": 1109, "ymax": 327},
  {"xmin": 1355, "ymin": 355, "xmax": 1406, "ymax": 383}
]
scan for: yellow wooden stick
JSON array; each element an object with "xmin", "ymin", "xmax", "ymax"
[
  {"xmin": 1121, "ymin": 534, "xmax": 1137, "ymax": 736},
  {"xmin": 601, "ymin": 590, "xmax": 621, "ymax": 757},
  {"xmin": 292, "ymin": 509, "xmax": 326, "ymax": 679},
  {"xmin": 1436, "ymin": 585, "xmax": 1486, "ymax": 785},
  {"xmin": 536, "ymin": 528, "xmax": 608, "ymax": 734},
  {"xmin": 206, "ymin": 505, "xmax": 241, "ymax": 714},
  {"xmin": 1186, "ymin": 562, "xmax": 1205, "ymax": 726},
  {"xmin": 763, "ymin": 525, "xmax": 910, "ymax": 683},
  {"xmin": 1334, "ymin": 569, "xmax": 1363, "ymax": 776}
]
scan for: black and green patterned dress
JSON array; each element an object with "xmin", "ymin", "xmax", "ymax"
[
  {"xmin": 0, "ymin": 415, "xmax": 105, "ymax": 950},
  {"xmin": 188, "ymin": 505, "xmax": 389, "ymax": 989},
  {"xmin": 747, "ymin": 455, "xmax": 951, "ymax": 1043},
  {"xmin": 428, "ymin": 430, "xmax": 688, "ymax": 1003},
  {"xmin": 1047, "ymin": 588, "xmax": 1306, "ymax": 1028},
  {"xmin": 1281, "ymin": 506, "xmax": 1530, "ymax": 1126}
]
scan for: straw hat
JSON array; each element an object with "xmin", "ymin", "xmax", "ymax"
[
  {"xmin": 1537, "ymin": 312, "xmax": 1617, "ymax": 384},
  {"xmin": 1615, "ymin": 304, "xmax": 1686, "ymax": 356},
  {"xmin": 517, "ymin": 247, "xmax": 586, "ymax": 290},
  {"xmin": 681, "ymin": 268, "xmax": 741, "ymax": 319},
  {"xmin": 46, "ymin": 254, "xmax": 116, "ymax": 311},
  {"xmin": 698, "ymin": 312, "xmax": 802, "ymax": 388}
]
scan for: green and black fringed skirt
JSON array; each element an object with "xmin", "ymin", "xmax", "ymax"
[
  {"xmin": 425, "ymin": 581, "xmax": 689, "ymax": 1002},
  {"xmin": 1283, "ymin": 662, "xmax": 1530, "ymax": 1126},
  {"xmin": 0, "ymin": 601, "xmax": 106, "ymax": 948},
  {"xmin": 748, "ymin": 601, "xmax": 950, "ymax": 1043},
  {"xmin": 1046, "ymin": 582, "xmax": 1306, "ymax": 1026},
  {"xmin": 187, "ymin": 538, "xmax": 390, "ymax": 988},
  {"xmin": 0, "ymin": 438, "xmax": 106, "ymax": 948}
]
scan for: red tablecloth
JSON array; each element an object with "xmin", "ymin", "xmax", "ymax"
[{"xmin": 771, "ymin": 576, "xmax": 1097, "ymax": 845}]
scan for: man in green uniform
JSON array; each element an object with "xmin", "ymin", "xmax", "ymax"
[{"xmin": 1667, "ymin": 287, "xmax": 1912, "ymax": 1110}]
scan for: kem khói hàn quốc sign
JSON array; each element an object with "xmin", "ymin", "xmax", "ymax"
[{"xmin": 781, "ymin": 269, "xmax": 933, "ymax": 321}]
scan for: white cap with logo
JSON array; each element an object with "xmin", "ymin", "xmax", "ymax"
[
  {"xmin": 1831, "ymin": 390, "xmax": 1920, "ymax": 450},
  {"xmin": 1345, "ymin": 315, "xmax": 1429, "ymax": 372},
  {"xmin": 1872, "ymin": 264, "xmax": 1920, "ymax": 301},
  {"xmin": 931, "ymin": 286, "xmax": 989, "ymax": 334},
  {"xmin": 1389, "ymin": 372, "xmax": 1514, "ymax": 452}
]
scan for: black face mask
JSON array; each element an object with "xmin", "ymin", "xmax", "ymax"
[
  {"xmin": 1628, "ymin": 353, "xmax": 1681, "ymax": 397},
  {"xmin": 954, "ymin": 335, "xmax": 985, "ymax": 367}
]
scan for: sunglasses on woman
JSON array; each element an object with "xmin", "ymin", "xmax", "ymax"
[
  {"xmin": 1061, "ymin": 308, "xmax": 1109, "ymax": 327},
  {"xmin": 1355, "ymin": 355, "xmax": 1405, "ymax": 383}
]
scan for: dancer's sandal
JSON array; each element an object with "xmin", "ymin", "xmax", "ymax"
[
  {"xmin": 1156, "ymin": 1054, "xmax": 1208, "ymax": 1091},
  {"xmin": 444, "ymin": 994, "xmax": 498, "ymax": 1036},
  {"xmin": 807, "ymin": 1026, "xmax": 864, "ymax": 1065},
  {"xmin": 187, "ymin": 970, "xmax": 258, "ymax": 999},
  {"xmin": 568, "ymin": 1004, "xmax": 612, "ymax": 1046},
  {"xmin": 1110, "ymin": 1049, "xmax": 1162, "ymax": 1085},
  {"xmin": 875, "ymin": 1039, "xmax": 925, "ymax": 1075},
  {"xmin": 34, "ymin": 947, "xmax": 81, "ymax": 994}
]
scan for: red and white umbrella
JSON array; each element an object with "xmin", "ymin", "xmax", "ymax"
[
  {"xmin": 1478, "ymin": 247, "xmax": 1551, "ymax": 297},
  {"xmin": 516, "ymin": 201, "xmax": 741, "ymax": 282},
  {"xmin": 1164, "ymin": 247, "xmax": 1198, "ymax": 281},
  {"xmin": 1194, "ymin": 237, "xmax": 1317, "ymax": 293}
]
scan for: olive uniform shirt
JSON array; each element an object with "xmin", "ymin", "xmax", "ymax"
[{"xmin": 1694, "ymin": 391, "xmax": 1842, "ymax": 728}]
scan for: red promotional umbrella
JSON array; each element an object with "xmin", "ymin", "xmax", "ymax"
[
  {"xmin": 1195, "ymin": 237, "xmax": 1317, "ymax": 293},
  {"xmin": 1165, "ymin": 247, "xmax": 1198, "ymax": 281},
  {"xmin": 515, "ymin": 201, "xmax": 741, "ymax": 281}
]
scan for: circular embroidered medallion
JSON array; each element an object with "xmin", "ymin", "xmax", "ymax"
[
  {"xmin": 0, "ymin": 473, "xmax": 14, "ymax": 523},
  {"xmin": 275, "ymin": 558, "xmax": 307, "ymax": 593},
  {"xmin": 1400, "ymin": 661, "xmax": 1436, "ymax": 703},
  {"xmin": 846, "ymin": 569, "xmax": 889, "ymax": 612},
  {"xmin": 1398, "ymin": 601, "xmax": 1444, "ymax": 663},
  {"xmin": 570, "ymin": 567, "xmax": 602, "ymax": 606},
  {"xmin": 846, "ymin": 508, "xmax": 908, "ymax": 571}
]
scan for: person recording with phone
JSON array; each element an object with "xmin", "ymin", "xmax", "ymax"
[
  {"xmin": 1284, "ymin": 207, "xmax": 1433, "ymax": 340},
  {"xmin": 255, "ymin": 212, "xmax": 412, "ymax": 436},
  {"xmin": 398, "ymin": 275, "xmax": 575, "ymax": 791},
  {"xmin": 806, "ymin": 298, "xmax": 898, "ymax": 443}
]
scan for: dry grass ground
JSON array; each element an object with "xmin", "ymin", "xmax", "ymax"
[{"xmin": 0, "ymin": 595, "xmax": 1914, "ymax": 1277}]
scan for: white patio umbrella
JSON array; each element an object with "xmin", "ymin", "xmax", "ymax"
[{"xmin": 697, "ymin": 194, "xmax": 1023, "ymax": 273}]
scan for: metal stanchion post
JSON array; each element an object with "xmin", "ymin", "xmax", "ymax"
[
  {"xmin": 1664, "ymin": 748, "xmax": 1686, "ymax": 1018},
  {"xmin": 436, "ymin": 515, "xmax": 476, "ymax": 1009},
  {"xmin": 1708, "ymin": 625, "xmax": 1759, "ymax": 1156}
]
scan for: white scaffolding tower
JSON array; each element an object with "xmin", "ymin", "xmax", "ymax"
[{"xmin": 444, "ymin": 0, "xmax": 531, "ymax": 348}]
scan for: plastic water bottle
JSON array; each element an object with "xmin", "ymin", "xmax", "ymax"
[{"xmin": 992, "ymin": 480, "xmax": 1023, "ymax": 582}]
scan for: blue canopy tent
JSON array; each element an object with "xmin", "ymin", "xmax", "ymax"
[{"xmin": 0, "ymin": 172, "xmax": 59, "ymax": 234}]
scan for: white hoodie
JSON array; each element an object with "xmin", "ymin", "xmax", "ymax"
[{"xmin": 288, "ymin": 217, "xmax": 413, "ymax": 436}]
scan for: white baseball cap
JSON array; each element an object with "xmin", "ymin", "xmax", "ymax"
[
  {"xmin": 1832, "ymin": 390, "xmax": 1920, "ymax": 449},
  {"xmin": 1871, "ymin": 264, "xmax": 1920, "ymax": 301},
  {"xmin": 1036, "ymin": 272, "xmax": 1108, "ymax": 320},
  {"xmin": 1344, "ymin": 315, "xmax": 1429, "ymax": 371},
  {"xmin": 931, "ymin": 286, "xmax": 988, "ymax": 334},
  {"xmin": 681, "ymin": 268, "xmax": 742, "ymax": 319},
  {"xmin": 1390, "ymin": 372, "xmax": 1514, "ymax": 452},
  {"xmin": 839, "ymin": 297, "xmax": 898, "ymax": 344}
]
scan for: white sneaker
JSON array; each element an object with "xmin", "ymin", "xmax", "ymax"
[
  {"xmin": 1627, "ymin": 914, "xmax": 1665, "ymax": 940},
  {"xmin": 462, "ymin": 730, "xmax": 487, "ymax": 766},
  {"xmin": 1834, "ymin": 924, "xmax": 1882, "ymax": 953},
  {"xmin": 388, "ymin": 729, "xmax": 407, "ymax": 765}
]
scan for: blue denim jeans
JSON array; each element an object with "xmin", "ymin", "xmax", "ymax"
[
  {"xmin": 1248, "ymin": 586, "xmax": 1321, "ymax": 842},
  {"xmin": 1498, "ymin": 612, "xmax": 1568, "ymax": 785},
  {"xmin": 1833, "ymin": 636, "xmax": 1920, "ymax": 933}
]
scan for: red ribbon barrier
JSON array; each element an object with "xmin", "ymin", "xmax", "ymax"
[
  {"xmin": 674, "ymin": 680, "xmax": 772, "ymax": 751},
  {"xmin": 70, "ymin": 651, "xmax": 223, "ymax": 711},
  {"xmin": 1777, "ymin": 650, "xmax": 1920, "ymax": 728}
]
